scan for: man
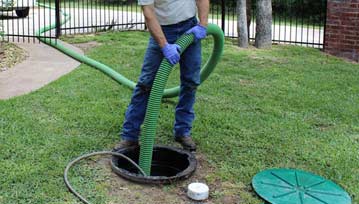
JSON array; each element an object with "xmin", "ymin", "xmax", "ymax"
[{"xmin": 115, "ymin": 0, "xmax": 209, "ymax": 152}]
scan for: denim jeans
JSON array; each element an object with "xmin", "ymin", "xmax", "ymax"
[{"xmin": 121, "ymin": 16, "xmax": 201, "ymax": 141}]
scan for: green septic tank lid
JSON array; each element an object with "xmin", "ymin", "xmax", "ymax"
[{"xmin": 252, "ymin": 168, "xmax": 351, "ymax": 204}]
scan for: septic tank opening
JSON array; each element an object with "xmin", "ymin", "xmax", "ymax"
[{"xmin": 111, "ymin": 145, "xmax": 197, "ymax": 184}]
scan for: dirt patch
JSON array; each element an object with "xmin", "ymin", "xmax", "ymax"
[
  {"xmin": 0, "ymin": 42, "xmax": 27, "ymax": 72},
  {"xmin": 90, "ymin": 152, "xmax": 241, "ymax": 204},
  {"xmin": 248, "ymin": 54, "xmax": 289, "ymax": 65},
  {"xmin": 313, "ymin": 123, "xmax": 334, "ymax": 131},
  {"xmin": 72, "ymin": 41, "xmax": 101, "ymax": 53}
]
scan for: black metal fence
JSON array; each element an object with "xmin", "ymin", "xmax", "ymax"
[
  {"xmin": 0, "ymin": 0, "xmax": 56, "ymax": 42},
  {"xmin": 210, "ymin": 0, "xmax": 327, "ymax": 47},
  {"xmin": 0, "ymin": 0, "xmax": 327, "ymax": 47},
  {"xmin": 58, "ymin": 0, "xmax": 145, "ymax": 35}
]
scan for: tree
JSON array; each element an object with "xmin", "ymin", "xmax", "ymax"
[
  {"xmin": 237, "ymin": 0, "xmax": 248, "ymax": 47},
  {"xmin": 246, "ymin": 0, "xmax": 252, "ymax": 40},
  {"xmin": 255, "ymin": 0, "xmax": 272, "ymax": 48}
]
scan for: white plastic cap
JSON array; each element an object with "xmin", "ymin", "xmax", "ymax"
[{"xmin": 187, "ymin": 182, "xmax": 209, "ymax": 201}]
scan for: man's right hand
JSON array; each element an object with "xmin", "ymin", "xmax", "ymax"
[
  {"xmin": 161, "ymin": 43, "xmax": 181, "ymax": 65},
  {"xmin": 142, "ymin": 5, "xmax": 180, "ymax": 65}
]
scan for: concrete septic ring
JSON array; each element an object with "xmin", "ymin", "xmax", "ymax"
[
  {"xmin": 111, "ymin": 145, "xmax": 197, "ymax": 184},
  {"xmin": 252, "ymin": 168, "xmax": 352, "ymax": 204}
]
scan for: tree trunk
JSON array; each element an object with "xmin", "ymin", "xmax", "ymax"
[
  {"xmin": 237, "ymin": 0, "xmax": 248, "ymax": 48},
  {"xmin": 255, "ymin": 0, "xmax": 272, "ymax": 48},
  {"xmin": 246, "ymin": 0, "xmax": 252, "ymax": 40}
]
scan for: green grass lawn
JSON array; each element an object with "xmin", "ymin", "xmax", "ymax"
[{"xmin": 1, "ymin": 31, "xmax": 358, "ymax": 204}]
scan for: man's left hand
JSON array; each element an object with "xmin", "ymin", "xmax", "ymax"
[{"xmin": 185, "ymin": 24, "xmax": 207, "ymax": 42}]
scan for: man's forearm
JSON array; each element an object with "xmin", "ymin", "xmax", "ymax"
[
  {"xmin": 142, "ymin": 5, "xmax": 167, "ymax": 48},
  {"xmin": 196, "ymin": 0, "xmax": 209, "ymax": 27}
]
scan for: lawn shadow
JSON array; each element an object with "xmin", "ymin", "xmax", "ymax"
[{"xmin": 161, "ymin": 98, "xmax": 177, "ymax": 107}]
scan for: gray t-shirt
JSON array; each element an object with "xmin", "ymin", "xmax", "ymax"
[{"xmin": 138, "ymin": 0, "xmax": 197, "ymax": 25}]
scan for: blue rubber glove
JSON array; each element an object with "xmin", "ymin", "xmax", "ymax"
[
  {"xmin": 185, "ymin": 24, "xmax": 207, "ymax": 42},
  {"xmin": 161, "ymin": 43, "xmax": 181, "ymax": 65}
]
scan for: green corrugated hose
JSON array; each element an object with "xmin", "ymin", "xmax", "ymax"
[
  {"xmin": 139, "ymin": 27, "xmax": 224, "ymax": 174},
  {"xmin": 138, "ymin": 34, "xmax": 218, "ymax": 175},
  {"xmin": 36, "ymin": 3, "xmax": 224, "ymax": 176}
]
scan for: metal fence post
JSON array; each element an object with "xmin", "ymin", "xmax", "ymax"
[
  {"xmin": 221, "ymin": 0, "xmax": 225, "ymax": 32},
  {"xmin": 55, "ymin": 0, "xmax": 61, "ymax": 38},
  {"xmin": 323, "ymin": 0, "xmax": 328, "ymax": 51}
]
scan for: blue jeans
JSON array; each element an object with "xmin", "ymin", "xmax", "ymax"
[{"xmin": 121, "ymin": 17, "xmax": 201, "ymax": 141}]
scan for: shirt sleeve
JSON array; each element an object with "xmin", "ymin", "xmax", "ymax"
[{"xmin": 138, "ymin": 0, "xmax": 154, "ymax": 5}]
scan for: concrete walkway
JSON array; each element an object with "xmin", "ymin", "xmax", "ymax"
[{"xmin": 0, "ymin": 41, "xmax": 83, "ymax": 100}]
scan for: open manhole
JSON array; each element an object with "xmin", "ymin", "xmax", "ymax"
[{"xmin": 111, "ymin": 145, "xmax": 197, "ymax": 184}]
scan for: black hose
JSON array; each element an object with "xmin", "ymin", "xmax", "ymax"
[{"xmin": 64, "ymin": 151, "xmax": 145, "ymax": 204}]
